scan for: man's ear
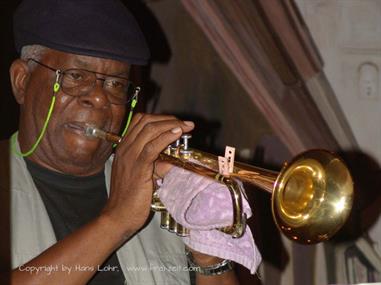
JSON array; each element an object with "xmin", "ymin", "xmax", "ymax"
[{"xmin": 9, "ymin": 59, "xmax": 31, "ymax": 105}]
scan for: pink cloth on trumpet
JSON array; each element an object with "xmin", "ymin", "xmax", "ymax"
[{"xmin": 157, "ymin": 166, "xmax": 262, "ymax": 274}]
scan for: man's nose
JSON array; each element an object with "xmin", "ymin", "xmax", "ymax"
[{"xmin": 77, "ymin": 81, "xmax": 109, "ymax": 109}]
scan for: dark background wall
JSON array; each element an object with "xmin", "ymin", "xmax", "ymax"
[
  {"xmin": 0, "ymin": 0, "xmax": 22, "ymax": 140},
  {"xmin": 140, "ymin": 0, "xmax": 273, "ymax": 155}
]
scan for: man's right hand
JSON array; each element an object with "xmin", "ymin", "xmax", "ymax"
[{"xmin": 101, "ymin": 113, "xmax": 194, "ymax": 240}]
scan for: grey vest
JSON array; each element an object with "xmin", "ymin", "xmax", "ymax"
[{"xmin": 8, "ymin": 139, "xmax": 190, "ymax": 285}]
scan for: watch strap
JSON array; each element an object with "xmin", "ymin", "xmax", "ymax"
[{"xmin": 186, "ymin": 250, "xmax": 234, "ymax": 276}]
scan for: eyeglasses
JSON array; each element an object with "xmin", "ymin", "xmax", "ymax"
[{"xmin": 28, "ymin": 59, "xmax": 135, "ymax": 105}]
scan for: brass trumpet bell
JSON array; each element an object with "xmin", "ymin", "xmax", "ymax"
[{"xmin": 272, "ymin": 150, "xmax": 353, "ymax": 244}]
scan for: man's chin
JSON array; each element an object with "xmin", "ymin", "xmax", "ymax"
[
  {"xmin": 54, "ymin": 149, "xmax": 110, "ymax": 175},
  {"xmin": 58, "ymin": 134, "xmax": 111, "ymax": 169}
]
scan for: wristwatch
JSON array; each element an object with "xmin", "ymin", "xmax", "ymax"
[{"xmin": 185, "ymin": 250, "xmax": 234, "ymax": 276}]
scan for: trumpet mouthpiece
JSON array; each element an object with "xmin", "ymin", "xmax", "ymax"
[{"xmin": 84, "ymin": 125, "xmax": 122, "ymax": 144}]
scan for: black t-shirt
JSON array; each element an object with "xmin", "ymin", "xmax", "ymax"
[{"xmin": 25, "ymin": 158, "xmax": 125, "ymax": 285}]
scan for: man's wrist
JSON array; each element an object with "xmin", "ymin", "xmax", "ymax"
[
  {"xmin": 189, "ymin": 251, "xmax": 224, "ymax": 267},
  {"xmin": 95, "ymin": 214, "xmax": 132, "ymax": 245},
  {"xmin": 186, "ymin": 249, "xmax": 234, "ymax": 276}
]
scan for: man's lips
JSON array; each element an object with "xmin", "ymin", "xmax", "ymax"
[{"xmin": 64, "ymin": 122, "xmax": 105, "ymax": 137}]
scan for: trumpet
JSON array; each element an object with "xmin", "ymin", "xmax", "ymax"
[{"xmin": 85, "ymin": 126, "xmax": 354, "ymax": 244}]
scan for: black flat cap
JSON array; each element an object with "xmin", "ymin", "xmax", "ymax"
[{"xmin": 14, "ymin": 0, "xmax": 150, "ymax": 65}]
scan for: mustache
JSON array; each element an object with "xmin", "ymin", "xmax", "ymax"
[{"xmin": 63, "ymin": 121, "xmax": 109, "ymax": 134}]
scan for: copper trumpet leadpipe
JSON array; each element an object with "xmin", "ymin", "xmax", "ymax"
[
  {"xmin": 158, "ymin": 152, "xmax": 277, "ymax": 193},
  {"xmin": 85, "ymin": 125, "xmax": 279, "ymax": 194}
]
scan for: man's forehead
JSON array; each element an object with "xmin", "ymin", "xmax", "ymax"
[
  {"xmin": 71, "ymin": 54, "xmax": 130, "ymax": 71},
  {"xmin": 43, "ymin": 49, "xmax": 130, "ymax": 74}
]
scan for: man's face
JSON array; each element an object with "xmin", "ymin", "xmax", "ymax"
[{"xmin": 17, "ymin": 49, "xmax": 129, "ymax": 175}]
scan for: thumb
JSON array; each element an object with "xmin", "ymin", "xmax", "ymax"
[{"xmin": 154, "ymin": 161, "xmax": 173, "ymax": 178}]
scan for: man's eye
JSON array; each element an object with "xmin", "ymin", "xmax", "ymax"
[
  {"xmin": 66, "ymin": 71, "xmax": 84, "ymax": 81},
  {"xmin": 105, "ymin": 79, "xmax": 126, "ymax": 89}
]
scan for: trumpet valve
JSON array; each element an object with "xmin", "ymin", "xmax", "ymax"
[
  {"xmin": 168, "ymin": 215, "xmax": 178, "ymax": 233},
  {"xmin": 163, "ymin": 212, "xmax": 190, "ymax": 237},
  {"xmin": 160, "ymin": 211, "xmax": 171, "ymax": 230},
  {"xmin": 175, "ymin": 223, "xmax": 190, "ymax": 237},
  {"xmin": 151, "ymin": 192, "xmax": 166, "ymax": 211},
  {"xmin": 180, "ymin": 134, "xmax": 193, "ymax": 156},
  {"xmin": 169, "ymin": 139, "xmax": 181, "ymax": 157}
]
